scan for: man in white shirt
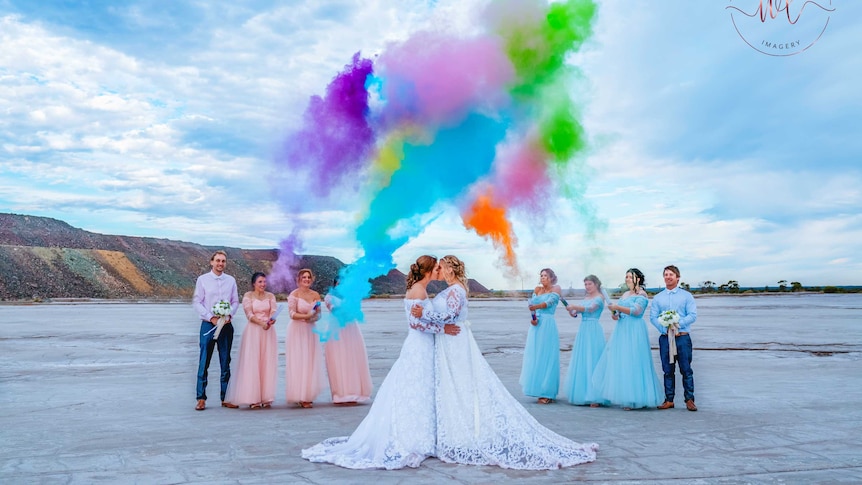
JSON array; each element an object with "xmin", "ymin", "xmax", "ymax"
[{"xmin": 192, "ymin": 250, "xmax": 239, "ymax": 411}]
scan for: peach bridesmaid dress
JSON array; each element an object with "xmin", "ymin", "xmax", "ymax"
[
  {"xmin": 224, "ymin": 293, "xmax": 278, "ymax": 407},
  {"xmin": 285, "ymin": 295, "xmax": 324, "ymax": 406},
  {"xmin": 324, "ymin": 294, "xmax": 373, "ymax": 404}
]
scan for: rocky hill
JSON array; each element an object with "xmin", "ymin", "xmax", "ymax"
[
  {"xmin": 0, "ymin": 213, "xmax": 489, "ymax": 301},
  {"xmin": 371, "ymin": 270, "xmax": 490, "ymax": 296}
]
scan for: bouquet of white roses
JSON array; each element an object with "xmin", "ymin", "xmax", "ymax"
[
  {"xmin": 659, "ymin": 310, "xmax": 681, "ymax": 363},
  {"xmin": 658, "ymin": 310, "xmax": 680, "ymax": 328},
  {"xmin": 211, "ymin": 300, "xmax": 231, "ymax": 340}
]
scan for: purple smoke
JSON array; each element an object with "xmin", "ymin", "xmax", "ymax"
[{"xmin": 278, "ymin": 52, "xmax": 375, "ymax": 197}]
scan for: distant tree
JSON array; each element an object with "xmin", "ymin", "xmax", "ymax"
[
  {"xmin": 718, "ymin": 282, "xmax": 728, "ymax": 293},
  {"xmin": 727, "ymin": 280, "xmax": 740, "ymax": 293},
  {"xmin": 701, "ymin": 280, "xmax": 715, "ymax": 293},
  {"xmin": 681, "ymin": 282, "xmax": 690, "ymax": 291},
  {"xmin": 791, "ymin": 281, "xmax": 803, "ymax": 292},
  {"xmin": 778, "ymin": 280, "xmax": 788, "ymax": 292}
]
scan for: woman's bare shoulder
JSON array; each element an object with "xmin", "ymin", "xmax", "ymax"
[{"xmin": 405, "ymin": 287, "xmax": 428, "ymax": 300}]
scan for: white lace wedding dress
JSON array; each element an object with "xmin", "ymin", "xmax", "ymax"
[
  {"xmin": 425, "ymin": 284, "xmax": 599, "ymax": 470},
  {"xmin": 301, "ymin": 298, "xmax": 442, "ymax": 469}
]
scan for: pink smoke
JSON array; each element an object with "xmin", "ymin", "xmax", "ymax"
[{"xmin": 378, "ymin": 32, "xmax": 515, "ymax": 127}]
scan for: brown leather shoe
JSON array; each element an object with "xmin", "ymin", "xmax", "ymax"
[
  {"xmin": 657, "ymin": 401, "xmax": 674, "ymax": 409},
  {"xmin": 221, "ymin": 401, "xmax": 239, "ymax": 408},
  {"xmin": 686, "ymin": 399, "xmax": 698, "ymax": 412},
  {"xmin": 195, "ymin": 399, "xmax": 206, "ymax": 411}
]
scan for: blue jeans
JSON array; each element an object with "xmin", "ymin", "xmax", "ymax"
[
  {"xmin": 196, "ymin": 320, "xmax": 234, "ymax": 401},
  {"xmin": 659, "ymin": 333, "xmax": 694, "ymax": 402}
]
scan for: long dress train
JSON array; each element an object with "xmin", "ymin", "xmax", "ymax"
[
  {"xmin": 424, "ymin": 285, "xmax": 599, "ymax": 470},
  {"xmin": 300, "ymin": 299, "xmax": 441, "ymax": 469},
  {"xmin": 563, "ymin": 295, "xmax": 607, "ymax": 405},
  {"xmin": 591, "ymin": 293, "xmax": 663, "ymax": 409},
  {"xmin": 520, "ymin": 291, "xmax": 561, "ymax": 399}
]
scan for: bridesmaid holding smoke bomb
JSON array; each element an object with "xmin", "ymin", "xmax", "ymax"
[
  {"xmin": 563, "ymin": 275, "xmax": 608, "ymax": 407},
  {"xmin": 591, "ymin": 268, "xmax": 663, "ymax": 410},
  {"xmin": 521, "ymin": 268, "xmax": 562, "ymax": 404},
  {"xmin": 285, "ymin": 268, "xmax": 324, "ymax": 408}
]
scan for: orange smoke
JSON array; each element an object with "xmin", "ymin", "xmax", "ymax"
[{"xmin": 462, "ymin": 189, "xmax": 518, "ymax": 269}]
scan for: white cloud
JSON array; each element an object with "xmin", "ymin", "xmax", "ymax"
[{"xmin": 1, "ymin": 1, "xmax": 860, "ymax": 292}]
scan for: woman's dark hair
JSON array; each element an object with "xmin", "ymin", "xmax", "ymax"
[
  {"xmin": 251, "ymin": 272, "xmax": 266, "ymax": 288},
  {"xmin": 406, "ymin": 255, "xmax": 437, "ymax": 290},
  {"xmin": 627, "ymin": 268, "xmax": 645, "ymax": 290}
]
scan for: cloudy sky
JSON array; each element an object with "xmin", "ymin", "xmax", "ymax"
[{"xmin": 1, "ymin": 0, "xmax": 859, "ymax": 291}]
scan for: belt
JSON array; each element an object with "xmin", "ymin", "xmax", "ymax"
[{"xmin": 676, "ymin": 332, "xmax": 688, "ymax": 336}]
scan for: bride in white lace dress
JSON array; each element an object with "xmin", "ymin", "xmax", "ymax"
[
  {"xmin": 412, "ymin": 255, "xmax": 599, "ymax": 470},
  {"xmin": 301, "ymin": 255, "xmax": 460, "ymax": 469}
]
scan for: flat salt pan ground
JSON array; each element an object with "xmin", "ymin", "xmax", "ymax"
[{"xmin": 1, "ymin": 294, "xmax": 861, "ymax": 484}]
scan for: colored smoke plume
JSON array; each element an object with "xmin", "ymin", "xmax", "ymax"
[{"xmin": 273, "ymin": 0, "xmax": 599, "ymax": 334}]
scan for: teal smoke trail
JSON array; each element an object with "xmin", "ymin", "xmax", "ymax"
[
  {"xmin": 273, "ymin": 0, "xmax": 600, "ymax": 338},
  {"xmin": 329, "ymin": 114, "xmax": 510, "ymax": 326}
]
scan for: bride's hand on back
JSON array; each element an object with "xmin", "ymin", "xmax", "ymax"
[
  {"xmin": 410, "ymin": 304, "xmax": 424, "ymax": 318},
  {"xmin": 444, "ymin": 324, "xmax": 461, "ymax": 336}
]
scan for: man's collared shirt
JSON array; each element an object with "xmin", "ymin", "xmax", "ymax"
[
  {"xmin": 649, "ymin": 286, "xmax": 697, "ymax": 334},
  {"xmin": 192, "ymin": 271, "xmax": 239, "ymax": 321}
]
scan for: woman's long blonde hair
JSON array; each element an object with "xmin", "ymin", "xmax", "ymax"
[{"xmin": 440, "ymin": 255, "xmax": 469, "ymax": 295}]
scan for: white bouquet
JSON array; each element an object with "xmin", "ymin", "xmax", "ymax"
[
  {"xmin": 211, "ymin": 300, "xmax": 231, "ymax": 340},
  {"xmin": 659, "ymin": 310, "xmax": 681, "ymax": 363},
  {"xmin": 658, "ymin": 310, "xmax": 680, "ymax": 328}
]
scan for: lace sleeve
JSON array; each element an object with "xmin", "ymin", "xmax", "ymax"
[
  {"xmin": 242, "ymin": 295, "xmax": 257, "ymax": 324},
  {"xmin": 584, "ymin": 296, "xmax": 601, "ymax": 313},
  {"xmin": 421, "ymin": 288, "xmax": 463, "ymax": 325},
  {"xmin": 629, "ymin": 295, "xmax": 647, "ymax": 317},
  {"xmin": 547, "ymin": 292, "xmax": 560, "ymax": 308},
  {"xmin": 409, "ymin": 306, "xmax": 443, "ymax": 333},
  {"xmin": 288, "ymin": 295, "xmax": 299, "ymax": 319},
  {"xmin": 268, "ymin": 294, "xmax": 278, "ymax": 319}
]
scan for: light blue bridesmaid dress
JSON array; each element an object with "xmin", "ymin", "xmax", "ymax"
[
  {"xmin": 520, "ymin": 291, "xmax": 561, "ymax": 399},
  {"xmin": 562, "ymin": 295, "xmax": 607, "ymax": 405},
  {"xmin": 590, "ymin": 293, "xmax": 662, "ymax": 409}
]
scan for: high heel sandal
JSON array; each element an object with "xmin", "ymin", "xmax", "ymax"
[{"xmin": 299, "ymin": 402, "xmax": 313, "ymax": 408}]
